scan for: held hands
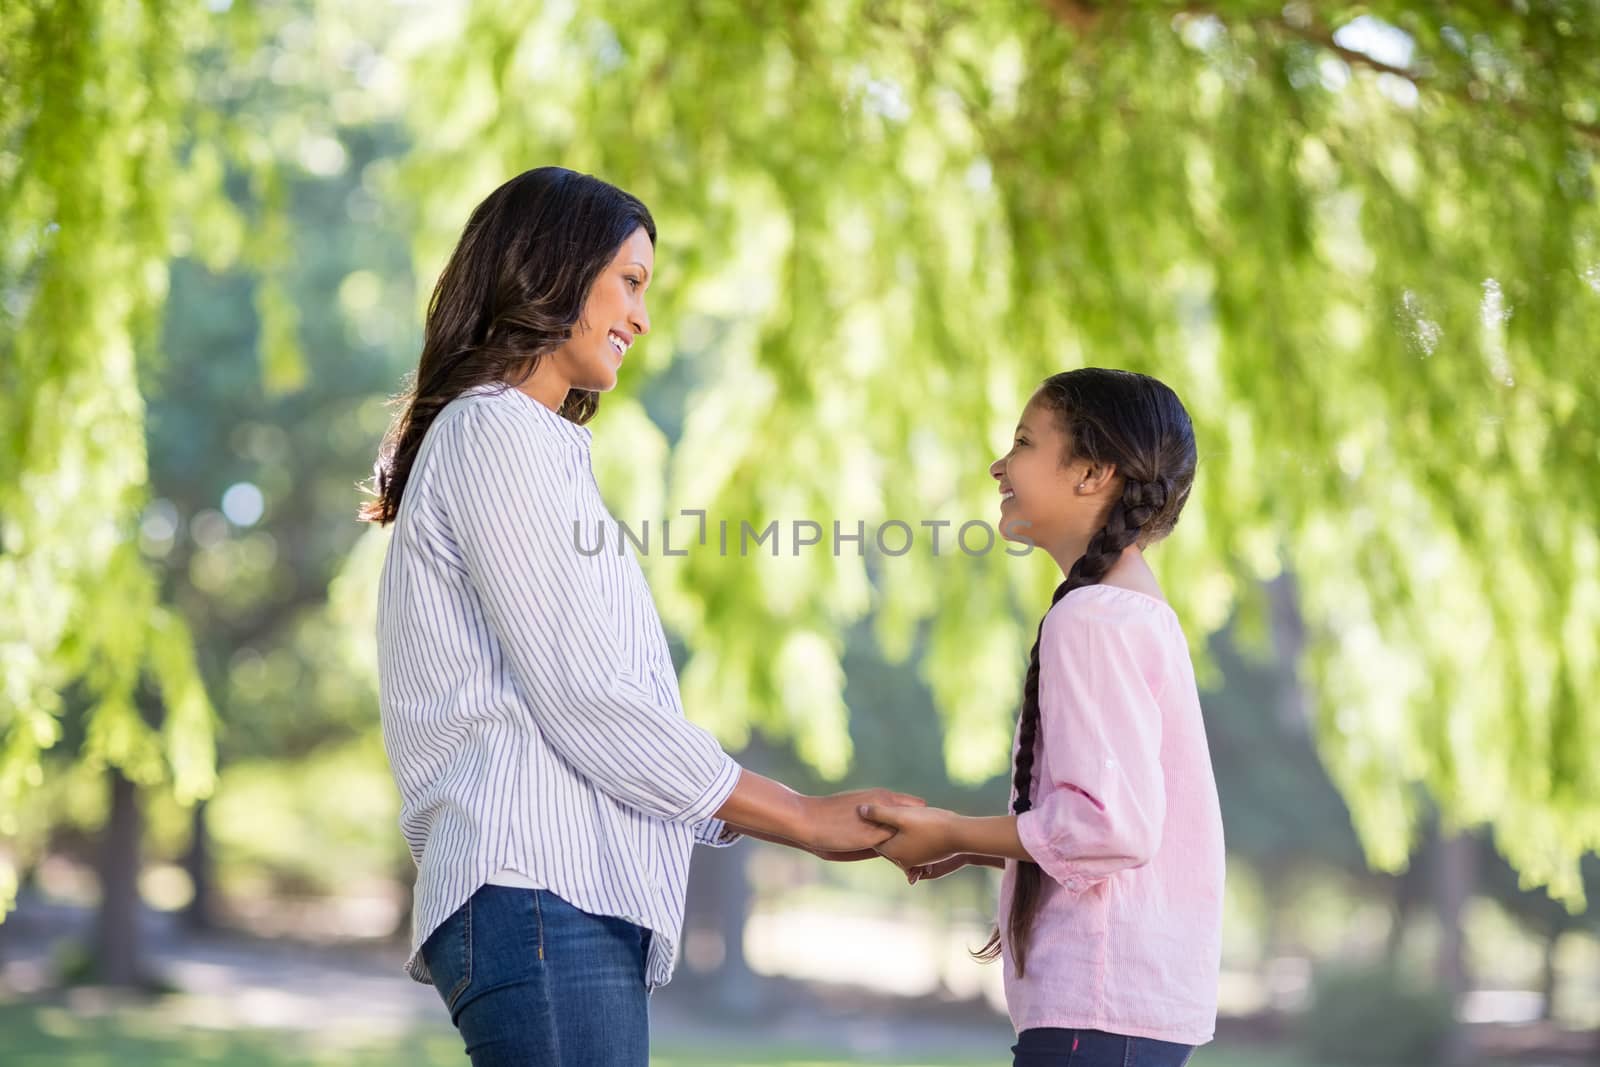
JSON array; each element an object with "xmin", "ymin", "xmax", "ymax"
[
  {"xmin": 798, "ymin": 792, "xmax": 999, "ymax": 884},
  {"xmin": 800, "ymin": 789, "xmax": 927, "ymax": 853},
  {"xmin": 856, "ymin": 803, "xmax": 962, "ymax": 876}
]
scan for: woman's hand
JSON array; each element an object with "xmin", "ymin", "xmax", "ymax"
[
  {"xmin": 809, "ymin": 847, "xmax": 884, "ymax": 863},
  {"xmin": 857, "ymin": 803, "xmax": 961, "ymax": 869},
  {"xmin": 714, "ymin": 771, "xmax": 925, "ymax": 853}
]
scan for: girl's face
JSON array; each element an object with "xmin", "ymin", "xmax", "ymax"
[
  {"xmin": 548, "ymin": 226, "xmax": 654, "ymax": 393},
  {"xmin": 989, "ymin": 391, "xmax": 1111, "ymax": 553}
]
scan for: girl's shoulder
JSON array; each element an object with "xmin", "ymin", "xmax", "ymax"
[
  {"xmin": 1045, "ymin": 584, "xmax": 1184, "ymax": 643},
  {"xmin": 1041, "ymin": 585, "xmax": 1189, "ymax": 692}
]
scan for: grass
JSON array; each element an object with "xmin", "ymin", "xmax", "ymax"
[
  {"xmin": 0, "ymin": 998, "xmax": 1326, "ymax": 1067},
  {"xmin": 650, "ymin": 1046, "xmax": 1316, "ymax": 1067}
]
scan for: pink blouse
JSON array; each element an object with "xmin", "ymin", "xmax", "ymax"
[{"xmin": 1003, "ymin": 584, "xmax": 1225, "ymax": 1045}]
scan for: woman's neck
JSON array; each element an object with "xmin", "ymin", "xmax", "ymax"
[{"xmin": 513, "ymin": 362, "xmax": 571, "ymax": 413}]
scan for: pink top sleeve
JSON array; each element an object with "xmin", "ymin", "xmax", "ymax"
[{"xmin": 1014, "ymin": 605, "xmax": 1167, "ymax": 895}]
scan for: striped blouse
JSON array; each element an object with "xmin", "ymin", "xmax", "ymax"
[{"xmin": 376, "ymin": 382, "xmax": 743, "ymax": 990}]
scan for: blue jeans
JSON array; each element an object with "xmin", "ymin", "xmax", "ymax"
[
  {"xmin": 1012, "ymin": 1027, "xmax": 1195, "ymax": 1066},
  {"xmin": 421, "ymin": 884, "xmax": 653, "ymax": 1066}
]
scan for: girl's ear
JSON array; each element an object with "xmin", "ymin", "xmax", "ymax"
[{"xmin": 1075, "ymin": 460, "xmax": 1119, "ymax": 494}]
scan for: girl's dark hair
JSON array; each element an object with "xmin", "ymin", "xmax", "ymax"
[
  {"xmin": 359, "ymin": 166, "xmax": 655, "ymax": 525},
  {"xmin": 975, "ymin": 367, "xmax": 1197, "ymax": 978}
]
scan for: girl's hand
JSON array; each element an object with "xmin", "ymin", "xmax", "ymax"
[
  {"xmin": 858, "ymin": 803, "xmax": 961, "ymax": 869},
  {"xmin": 905, "ymin": 854, "xmax": 976, "ymax": 885}
]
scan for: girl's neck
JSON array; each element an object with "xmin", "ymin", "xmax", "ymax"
[{"xmin": 1051, "ymin": 543, "xmax": 1166, "ymax": 601}]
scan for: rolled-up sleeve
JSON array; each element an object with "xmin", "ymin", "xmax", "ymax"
[
  {"xmin": 433, "ymin": 401, "xmax": 740, "ymax": 824},
  {"xmin": 1016, "ymin": 607, "xmax": 1166, "ymax": 894},
  {"xmin": 692, "ymin": 818, "xmax": 742, "ymax": 847}
]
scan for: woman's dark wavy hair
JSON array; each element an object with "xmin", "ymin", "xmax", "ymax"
[
  {"xmin": 359, "ymin": 166, "xmax": 655, "ymax": 525},
  {"xmin": 974, "ymin": 367, "xmax": 1197, "ymax": 978}
]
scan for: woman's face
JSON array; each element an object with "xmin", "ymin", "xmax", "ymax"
[
  {"xmin": 549, "ymin": 226, "xmax": 654, "ymax": 393},
  {"xmin": 989, "ymin": 391, "xmax": 1104, "ymax": 551}
]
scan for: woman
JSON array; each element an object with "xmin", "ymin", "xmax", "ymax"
[{"xmin": 360, "ymin": 167, "xmax": 915, "ymax": 1066}]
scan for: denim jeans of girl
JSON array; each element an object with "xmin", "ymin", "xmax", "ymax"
[{"xmin": 1012, "ymin": 1026, "xmax": 1196, "ymax": 1067}]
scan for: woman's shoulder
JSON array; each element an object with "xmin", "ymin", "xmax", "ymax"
[
  {"xmin": 432, "ymin": 383, "xmax": 587, "ymax": 453},
  {"xmin": 436, "ymin": 381, "xmax": 522, "ymax": 426}
]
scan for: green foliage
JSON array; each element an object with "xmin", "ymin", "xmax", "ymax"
[
  {"xmin": 6, "ymin": 0, "xmax": 1599, "ymax": 921},
  {"xmin": 206, "ymin": 735, "xmax": 405, "ymax": 894},
  {"xmin": 1201, "ymin": 622, "xmax": 1367, "ymax": 877},
  {"xmin": 142, "ymin": 117, "xmax": 413, "ymax": 771},
  {"xmin": 0, "ymin": 0, "xmax": 226, "ymax": 909},
  {"xmin": 387, "ymin": 0, "xmax": 1600, "ymax": 902},
  {"xmin": 0, "ymin": 0, "xmax": 336, "ymax": 910}
]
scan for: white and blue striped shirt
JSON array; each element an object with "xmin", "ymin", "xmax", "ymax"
[{"xmin": 376, "ymin": 382, "xmax": 743, "ymax": 990}]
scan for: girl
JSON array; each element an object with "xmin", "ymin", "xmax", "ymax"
[
  {"xmin": 361, "ymin": 167, "xmax": 920, "ymax": 1066},
  {"xmin": 861, "ymin": 369, "xmax": 1224, "ymax": 1066}
]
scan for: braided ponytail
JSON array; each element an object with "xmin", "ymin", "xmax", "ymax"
[{"xmin": 973, "ymin": 370, "xmax": 1194, "ymax": 978}]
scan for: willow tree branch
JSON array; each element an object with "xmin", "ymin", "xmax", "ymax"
[
  {"xmin": 1036, "ymin": 1, "xmax": 1600, "ymax": 146},
  {"xmin": 1269, "ymin": 16, "xmax": 1600, "ymax": 145}
]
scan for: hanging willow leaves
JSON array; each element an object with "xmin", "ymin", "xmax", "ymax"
[
  {"xmin": 0, "ymin": 0, "xmax": 308, "ymax": 912},
  {"xmin": 0, "ymin": 0, "xmax": 217, "ymax": 911},
  {"xmin": 6, "ymin": 0, "xmax": 1596, "ymax": 917},
  {"xmin": 387, "ymin": 0, "xmax": 1600, "ymax": 903}
]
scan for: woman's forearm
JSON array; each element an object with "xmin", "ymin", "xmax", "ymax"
[
  {"xmin": 724, "ymin": 822, "xmax": 805, "ymax": 850},
  {"xmin": 713, "ymin": 769, "xmax": 927, "ymax": 853},
  {"xmin": 713, "ymin": 770, "xmax": 809, "ymax": 842}
]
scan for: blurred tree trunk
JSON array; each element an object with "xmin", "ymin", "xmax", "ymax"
[
  {"xmin": 685, "ymin": 834, "xmax": 758, "ymax": 1014},
  {"xmin": 1266, "ymin": 574, "xmax": 1309, "ymax": 734},
  {"xmin": 387, "ymin": 855, "xmax": 415, "ymax": 945},
  {"xmin": 716, "ymin": 845, "xmax": 755, "ymax": 1009},
  {"xmin": 681, "ymin": 738, "xmax": 769, "ymax": 1015},
  {"xmin": 92, "ymin": 768, "xmax": 146, "ymax": 986},
  {"xmin": 1432, "ymin": 829, "xmax": 1477, "ymax": 1067},
  {"xmin": 180, "ymin": 800, "xmax": 219, "ymax": 932},
  {"xmin": 1383, "ymin": 861, "xmax": 1425, "ymax": 963},
  {"xmin": 1538, "ymin": 931, "xmax": 1558, "ymax": 1022}
]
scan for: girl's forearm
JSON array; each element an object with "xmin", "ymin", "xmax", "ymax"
[
  {"xmin": 962, "ymin": 852, "xmax": 1008, "ymax": 869},
  {"xmin": 948, "ymin": 814, "xmax": 1033, "ymax": 863}
]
